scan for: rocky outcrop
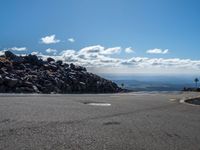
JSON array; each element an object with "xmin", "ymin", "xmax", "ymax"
[{"xmin": 0, "ymin": 51, "xmax": 122, "ymax": 93}]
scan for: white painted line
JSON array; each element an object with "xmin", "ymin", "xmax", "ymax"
[
  {"xmin": 87, "ymin": 103, "xmax": 111, "ymax": 106},
  {"xmin": 169, "ymin": 98, "xmax": 177, "ymax": 101}
]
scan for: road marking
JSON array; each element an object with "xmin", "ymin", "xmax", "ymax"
[
  {"xmin": 169, "ymin": 98, "xmax": 177, "ymax": 101},
  {"xmin": 86, "ymin": 103, "xmax": 111, "ymax": 106}
]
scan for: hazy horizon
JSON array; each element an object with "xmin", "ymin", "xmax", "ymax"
[{"xmin": 99, "ymin": 73, "xmax": 198, "ymax": 91}]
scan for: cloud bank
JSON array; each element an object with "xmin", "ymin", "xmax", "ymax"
[
  {"xmin": 0, "ymin": 45, "xmax": 199, "ymax": 74},
  {"xmin": 35, "ymin": 45, "xmax": 200, "ymax": 75}
]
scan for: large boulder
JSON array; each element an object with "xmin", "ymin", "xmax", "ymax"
[
  {"xmin": 73, "ymin": 65, "xmax": 87, "ymax": 72},
  {"xmin": 47, "ymin": 57, "xmax": 55, "ymax": 63},
  {"xmin": 11, "ymin": 57, "xmax": 24, "ymax": 65},
  {"xmin": 24, "ymin": 54, "xmax": 43, "ymax": 66},
  {"xmin": 15, "ymin": 87, "xmax": 35, "ymax": 93},
  {"xmin": 4, "ymin": 77, "xmax": 18, "ymax": 87},
  {"xmin": 56, "ymin": 60, "xmax": 63, "ymax": 66},
  {"xmin": 70, "ymin": 63, "xmax": 75, "ymax": 70},
  {"xmin": 4, "ymin": 51, "xmax": 16, "ymax": 59}
]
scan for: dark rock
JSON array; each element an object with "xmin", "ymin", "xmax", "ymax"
[
  {"xmin": 4, "ymin": 51, "xmax": 16, "ymax": 59},
  {"xmin": 18, "ymin": 64, "xmax": 26, "ymax": 70},
  {"xmin": 0, "ymin": 75, "xmax": 3, "ymax": 84},
  {"xmin": 64, "ymin": 67, "xmax": 71, "ymax": 72},
  {"xmin": 0, "ymin": 85, "xmax": 6, "ymax": 93},
  {"xmin": 63, "ymin": 63, "xmax": 69, "ymax": 68},
  {"xmin": 4, "ymin": 77, "xmax": 18, "ymax": 87},
  {"xmin": 73, "ymin": 65, "xmax": 87, "ymax": 71},
  {"xmin": 15, "ymin": 87, "xmax": 35, "ymax": 93},
  {"xmin": 43, "ymin": 64, "xmax": 57, "ymax": 71},
  {"xmin": 56, "ymin": 60, "xmax": 63, "ymax": 66},
  {"xmin": 24, "ymin": 54, "xmax": 42, "ymax": 65},
  {"xmin": 0, "ymin": 69, "xmax": 8, "ymax": 75},
  {"xmin": 4, "ymin": 64, "xmax": 13, "ymax": 72},
  {"xmin": 21, "ymin": 81, "xmax": 33, "ymax": 88},
  {"xmin": 49, "ymin": 64, "xmax": 58, "ymax": 71},
  {"xmin": 0, "ymin": 61, "xmax": 4, "ymax": 68},
  {"xmin": 55, "ymin": 78, "xmax": 64, "ymax": 89},
  {"xmin": 70, "ymin": 63, "xmax": 75, "ymax": 70},
  {"xmin": 47, "ymin": 57, "xmax": 55, "ymax": 63},
  {"xmin": 3, "ymin": 61, "xmax": 12, "ymax": 68},
  {"xmin": 11, "ymin": 57, "xmax": 24, "ymax": 65},
  {"xmin": 0, "ymin": 52, "xmax": 123, "ymax": 93},
  {"xmin": 33, "ymin": 85, "xmax": 40, "ymax": 93}
]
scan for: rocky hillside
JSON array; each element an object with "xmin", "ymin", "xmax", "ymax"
[{"xmin": 0, "ymin": 51, "xmax": 122, "ymax": 93}]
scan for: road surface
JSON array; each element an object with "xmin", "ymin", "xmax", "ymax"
[{"xmin": 0, "ymin": 92, "xmax": 200, "ymax": 150}]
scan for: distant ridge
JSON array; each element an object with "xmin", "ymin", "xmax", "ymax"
[{"xmin": 0, "ymin": 51, "xmax": 123, "ymax": 93}]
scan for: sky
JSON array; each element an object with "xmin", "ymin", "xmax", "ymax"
[{"xmin": 0, "ymin": 0, "xmax": 200, "ymax": 75}]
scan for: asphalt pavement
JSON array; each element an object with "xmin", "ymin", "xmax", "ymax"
[{"xmin": 0, "ymin": 92, "xmax": 199, "ymax": 150}]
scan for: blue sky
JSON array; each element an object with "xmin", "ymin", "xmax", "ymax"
[{"xmin": 0, "ymin": 0, "xmax": 200, "ymax": 74}]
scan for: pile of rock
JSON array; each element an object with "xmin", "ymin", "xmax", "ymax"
[{"xmin": 0, "ymin": 51, "xmax": 122, "ymax": 93}]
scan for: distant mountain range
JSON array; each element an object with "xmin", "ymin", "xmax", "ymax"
[{"xmin": 100, "ymin": 74, "xmax": 196, "ymax": 91}]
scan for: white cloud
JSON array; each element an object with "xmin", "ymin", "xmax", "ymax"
[
  {"xmin": 41, "ymin": 35, "xmax": 60, "ymax": 44},
  {"xmin": 61, "ymin": 50, "xmax": 78, "ymax": 62},
  {"xmin": 60, "ymin": 50, "xmax": 76, "ymax": 55},
  {"xmin": 146, "ymin": 48, "xmax": 169, "ymax": 54},
  {"xmin": 10, "ymin": 47, "xmax": 27, "ymax": 51},
  {"xmin": 31, "ymin": 51, "xmax": 44, "ymax": 55},
  {"xmin": 125, "ymin": 47, "xmax": 134, "ymax": 53},
  {"xmin": 79, "ymin": 45, "xmax": 104, "ymax": 54},
  {"xmin": 79, "ymin": 45, "xmax": 121, "ymax": 55},
  {"xmin": 68, "ymin": 38, "xmax": 75, "ymax": 43},
  {"xmin": 0, "ymin": 50, "xmax": 5, "ymax": 55},
  {"xmin": 102, "ymin": 47, "xmax": 121, "ymax": 55},
  {"xmin": 0, "ymin": 47, "xmax": 27, "ymax": 54},
  {"xmin": 46, "ymin": 48, "xmax": 57, "ymax": 55}
]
